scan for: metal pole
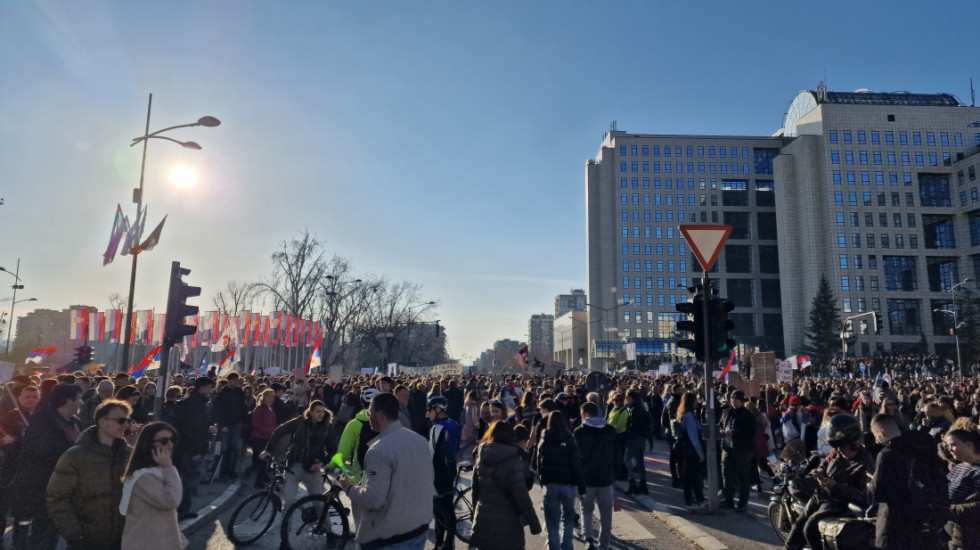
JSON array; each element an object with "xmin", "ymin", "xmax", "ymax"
[
  {"xmin": 701, "ymin": 275, "xmax": 719, "ymax": 511},
  {"xmin": 121, "ymin": 94, "xmax": 153, "ymax": 372},
  {"xmin": 954, "ymin": 309, "xmax": 963, "ymax": 379},
  {"xmin": 4, "ymin": 259, "xmax": 19, "ymax": 359}
]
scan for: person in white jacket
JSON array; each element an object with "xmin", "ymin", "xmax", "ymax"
[{"xmin": 120, "ymin": 422, "xmax": 188, "ymax": 550}]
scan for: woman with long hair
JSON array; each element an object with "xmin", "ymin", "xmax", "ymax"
[
  {"xmin": 249, "ymin": 389, "xmax": 278, "ymax": 488},
  {"xmin": 535, "ymin": 411, "xmax": 583, "ymax": 550},
  {"xmin": 470, "ymin": 421, "xmax": 541, "ymax": 550},
  {"xmin": 120, "ymin": 422, "xmax": 187, "ymax": 549},
  {"xmin": 460, "ymin": 390, "xmax": 482, "ymax": 457},
  {"xmin": 944, "ymin": 429, "xmax": 980, "ymax": 550},
  {"xmin": 674, "ymin": 393, "xmax": 706, "ymax": 509},
  {"xmin": 476, "ymin": 401, "xmax": 493, "ymax": 442}
]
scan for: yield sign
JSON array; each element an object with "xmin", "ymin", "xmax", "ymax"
[{"xmin": 679, "ymin": 224, "xmax": 732, "ymax": 272}]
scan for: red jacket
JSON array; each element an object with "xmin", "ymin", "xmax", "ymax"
[{"xmin": 250, "ymin": 404, "xmax": 277, "ymax": 440}]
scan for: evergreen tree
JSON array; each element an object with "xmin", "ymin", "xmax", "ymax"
[{"xmin": 802, "ymin": 275, "xmax": 842, "ymax": 369}]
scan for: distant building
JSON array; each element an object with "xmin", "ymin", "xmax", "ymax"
[
  {"xmin": 555, "ymin": 289, "xmax": 587, "ymax": 318},
  {"xmin": 553, "ymin": 310, "xmax": 588, "ymax": 371},
  {"xmin": 528, "ymin": 314, "xmax": 554, "ymax": 362},
  {"xmin": 493, "ymin": 338, "xmax": 526, "ymax": 373}
]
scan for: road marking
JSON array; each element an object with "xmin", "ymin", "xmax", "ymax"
[{"xmin": 611, "ymin": 508, "xmax": 657, "ymax": 541}]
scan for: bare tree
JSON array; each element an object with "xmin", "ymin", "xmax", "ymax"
[
  {"xmin": 254, "ymin": 230, "xmax": 328, "ymax": 319},
  {"xmin": 350, "ymin": 280, "xmax": 438, "ymax": 367},
  {"xmin": 107, "ymin": 293, "xmax": 128, "ymax": 311},
  {"xmin": 211, "ymin": 280, "xmax": 259, "ymax": 315},
  {"xmin": 314, "ymin": 257, "xmax": 383, "ymax": 367}
]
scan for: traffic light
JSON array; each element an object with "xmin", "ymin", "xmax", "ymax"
[
  {"xmin": 74, "ymin": 345, "xmax": 93, "ymax": 365},
  {"xmin": 163, "ymin": 261, "xmax": 201, "ymax": 347},
  {"xmin": 675, "ymin": 296, "xmax": 704, "ymax": 360},
  {"xmin": 708, "ymin": 297, "xmax": 735, "ymax": 359},
  {"xmin": 873, "ymin": 312, "xmax": 883, "ymax": 335}
]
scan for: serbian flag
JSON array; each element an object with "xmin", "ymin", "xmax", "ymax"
[
  {"xmin": 718, "ymin": 349, "xmax": 737, "ymax": 381},
  {"xmin": 102, "ymin": 204, "xmax": 127, "ymax": 266},
  {"xmin": 797, "ymin": 355, "xmax": 812, "ymax": 371},
  {"xmin": 305, "ymin": 340, "xmax": 321, "ymax": 375},
  {"xmin": 105, "ymin": 309, "xmax": 122, "ymax": 342},
  {"xmin": 69, "ymin": 309, "xmax": 86, "ymax": 340},
  {"xmin": 514, "ymin": 345, "xmax": 529, "ymax": 369},
  {"xmin": 25, "ymin": 346, "xmax": 57, "ymax": 364},
  {"xmin": 197, "ymin": 355, "xmax": 210, "ymax": 377},
  {"xmin": 217, "ymin": 348, "xmax": 238, "ymax": 377},
  {"xmin": 88, "ymin": 311, "xmax": 105, "ymax": 341},
  {"xmin": 130, "ymin": 345, "xmax": 161, "ymax": 379}
]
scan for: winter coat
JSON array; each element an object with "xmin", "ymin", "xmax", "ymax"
[
  {"xmin": 574, "ymin": 417, "xmax": 617, "ymax": 487},
  {"xmin": 625, "ymin": 402, "xmax": 651, "ymax": 439},
  {"xmin": 121, "ymin": 466, "xmax": 188, "ymax": 550},
  {"xmin": 8, "ymin": 406, "xmax": 80, "ymax": 518},
  {"xmin": 720, "ymin": 406, "xmax": 755, "ymax": 452},
  {"xmin": 249, "ymin": 404, "xmax": 277, "ymax": 440},
  {"xmin": 872, "ymin": 429, "xmax": 950, "ymax": 549},
  {"xmin": 267, "ymin": 415, "xmax": 335, "ymax": 471},
  {"xmin": 46, "ymin": 426, "xmax": 131, "ymax": 545},
  {"xmin": 470, "ymin": 442, "xmax": 541, "ymax": 550},
  {"xmin": 170, "ymin": 391, "xmax": 212, "ymax": 462},
  {"xmin": 535, "ymin": 428, "xmax": 585, "ymax": 492},
  {"xmin": 212, "ymin": 384, "xmax": 248, "ymax": 427},
  {"xmin": 461, "ymin": 401, "xmax": 481, "ymax": 444}
]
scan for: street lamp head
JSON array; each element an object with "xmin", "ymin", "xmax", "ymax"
[
  {"xmin": 197, "ymin": 116, "xmax": 221, "ymax": 128},
  {"xmin": 180, "ymin": 141, "xmax": 202, "ymax": 150}
]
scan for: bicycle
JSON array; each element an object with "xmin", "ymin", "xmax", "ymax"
[
  {"xmin": 279, "ymin": 468, "xmax": 352, "ymax": 550},
  {"xmin": 433, "ymin": 460, "xmax": 475, "ymax": 545},
  {"xmin": 227, "ymin": 456, "xmax": 288, "ymax": 546}
]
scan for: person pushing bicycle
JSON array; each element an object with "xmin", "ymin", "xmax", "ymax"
[{"xmin": 427, "ymin": 395, "xmax": 461, "ymax": 550}]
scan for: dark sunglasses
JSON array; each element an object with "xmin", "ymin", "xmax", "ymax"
[
  {"xmin": 104, "ymin": 417, "xmax": 134, "ymax": 426},
  {"xmin": 152, "ymin": 436, "xmax": 177, "ymax": 446}
]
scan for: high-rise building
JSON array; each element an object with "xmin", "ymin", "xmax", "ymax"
[
  {"xmin": 528, "ymin": 314, "xmax": 554, "ymax": 362},
  {"xmin": 586, "ymin": 84, "xmax": 980, "ymax": 368},
  {"xmin": 587, "ymin": 129, "xmax": 786, "ymax": 370},
  {"xmin": 555, "ymin": 289, "xmax": 587, "ymax": 318},
  {"xmin": 776, "ymin": 85, "xmax": 980, "ymax": 357},
  {"xmin": 553, "ymin": 310, "xmax": 588, "ymax": 371}
]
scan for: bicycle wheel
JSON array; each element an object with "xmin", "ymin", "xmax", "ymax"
[
  {"xmin": 454, "ymin": 488, "xmax": 474, "ymax": 544},
  {"xmin": 228, "ymin": 490, "xmax": 281, "ymax": 545},
  {"xmin": 280, "ymin": 494, "xmax": 350, "ymax": 550}
]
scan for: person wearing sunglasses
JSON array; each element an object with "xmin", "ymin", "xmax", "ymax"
[
  {"xmin": 47, "ymin": 399, "xmax": 133, "ymax": 550},
  {"xmin": 120, "ymin": 422, "xmax": 187, "ymax": 550}
]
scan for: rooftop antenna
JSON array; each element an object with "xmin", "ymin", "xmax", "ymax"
[
  {"xmin": 610, "ymin": 120, "xmax": 618, "ymax": 132},
  {"xmin": 971, "ymin": 77, "xmax": 976, "ymax": 107}
]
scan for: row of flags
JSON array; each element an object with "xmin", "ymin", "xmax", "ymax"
[
  {"xmin": 102, "ymin": 204, "xmax": 167, "ymax": 266},
  {"xmin": 69, "ymin": 308, "xmax": 328, "ymax": 348}
]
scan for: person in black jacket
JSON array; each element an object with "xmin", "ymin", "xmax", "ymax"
[
  {"xmin": 8, "ymin": 383, "xmax": 82, "ymax": 550},
  {"xmin": 574, "ymin": 403, "xmax": 616, "ymax": 550},
  {"xmin": 624, "ymin": 389, "xmax": 652, "ymax": 495},
  {"xmin": 662, "ymin": 384, "xmax": 686, "ymax": 487},
  {"xmin": 213, "ymin": 372, "xmax": 248, "ymax": 480},
  {"xmin": 719, "ymin": 390, "xmax": 755, "ymax": 512},
  {"xmin": 260, "ymin": 400, "xmax": 336, "ymax": 508},
  {"xmin": 171, "ymin": 377, "xmax": 214, "ymax": 519},
  {"xmin": 535, "ymin": 411, "xmax": 585, "ymax": 550},
  {"xmin": 870, "ymin": 413, "xmax": 949, "ymax": 550}
]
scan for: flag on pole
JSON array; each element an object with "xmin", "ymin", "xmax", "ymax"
[
  {"xmin": 217, "ymin": 349, "xmax": 236, "ymax": 377},
  {"xmin": 105, "ymin": 309, "xmax": 121, "ymax": 342},
  {"xmin": 25, "ymin": 346, "xmax": 57, "ymax": 364},
  {"xmin": 130, "ymin": 345, "xmax": 161, "ymax": 379},
  {"xmin": 135, "ymin": 215, "xmax": 166, "ymax": 253},
  {"xmin": 305, "ymin": 340, "xmax": 321, "ymax": 375},
  {"xmin": 88, "ymin": 311, "xmax": 104, "ymax": 341},
  {"xmin": 102, "ymin": 205, "xmax": 127, "ymax": 266},
  {"xmin": 797, "ymin": 355, "xmax": 811, "ymax": 370},
  {"xmin": 211, "ymin": 319, "xmax": 239, "ymax": 352},
  {"xmin": 513, "ymin": 345, "xmax": 529, "ymax": 369},
  {"xmin": 718, "ymin": 349, "xmax": 737, "ymax": 381},
  {"xmin": 69, "ymin": 309, "xmax": 86, "ymax": 340},
  {"xmin": 120, "ymin": 206, "xmax": 146, "ymax": 256}
]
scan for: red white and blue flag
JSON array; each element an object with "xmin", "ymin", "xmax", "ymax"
[
  {"xmin": 305, "ymin": 340, "xmax": 321, "ymax": 375},
  {"xmin": 718, "ymin": 349, "xmax": 737, "ymax": 381},
  {"xmin": 130, "ymin": 345, "xmax": 161, "ymax": 379},
  {"xmin": 25, "ymin": 346, "xmax": 57, "ymax": 364},
  {"xmin": 797, "ymin": 355, "xmax": 811, "ymax": 370}
]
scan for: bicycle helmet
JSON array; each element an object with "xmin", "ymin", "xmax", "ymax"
[
  {"xmin": 360, "ymin": 388, "xmax": 381, "ymax": 406},
  {"xmin": 825, "ymin": 413, "xmax": 862, "ymax": 448},
  {"xmin": 427, "ymin": 395, "xmax": 449, "ymax": 411}
]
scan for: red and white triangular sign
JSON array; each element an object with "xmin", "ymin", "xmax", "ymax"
[{"xmin": 679, "ymin": 224, "xmax": 732, "ymax": 272}]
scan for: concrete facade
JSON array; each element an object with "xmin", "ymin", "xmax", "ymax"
[{"xmin": 528, "ymin": 314, "xmax": 554, "ymax": 362}]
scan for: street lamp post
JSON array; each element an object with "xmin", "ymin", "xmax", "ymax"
[
  {"xmin": 1, "ymin": 259, "xmax": 25, "ymax": 360},
  {"xmin": 118, "ymin": 94, "xmax": 220, "ymax": 372},
  {"xmin": 934, "ymin": 308, "xmax": 963, "ymax": 379},
  {"xmin": 949, "ymin": 278, "xmax": 974, "ymax": 378}
]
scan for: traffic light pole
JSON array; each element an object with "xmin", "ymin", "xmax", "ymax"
[
  {"xmin": 701, "ymin": 275, "xmax": 719, "ymax": 512},
  {"xmin": 153, "ymin": 261, "xmax": 200, "ymax": 420}
]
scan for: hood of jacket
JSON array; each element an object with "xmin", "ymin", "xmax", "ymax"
[
  {"xmin": 582, "ymin": 416, "xmax": 608, "ymax": 429},
  {"xmin": 478, "ymin": 442, "xmax": 521, "ymax": 466},
  {"xmin": 75, "ymin": 426, "xmax": 130, "ymax": 458},
  {"xmin": 354, "ymin": 408, "xmax": 370, "ymax": 422}
]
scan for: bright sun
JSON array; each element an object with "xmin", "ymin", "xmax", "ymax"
[{"xmin": 170, "ymin": 165, "xmax": 197, "ymax": 188}]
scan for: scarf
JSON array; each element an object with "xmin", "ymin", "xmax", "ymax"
[{"xmin": 119, "ymin": 467, "xmax": 165, "ymax": 516}]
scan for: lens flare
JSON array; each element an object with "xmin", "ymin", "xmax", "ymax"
[{"xmin": 170, "ymin": 165, "xmax": 197, "ymax": 188}]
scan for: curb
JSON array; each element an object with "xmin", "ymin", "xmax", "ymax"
[
  {"xmin": 616, "ymin": 484, "xmax": 729, "ymax": 550},
  {"xmin": 180, "ymin": 480, "xmax": 244, "ymax": 535}
]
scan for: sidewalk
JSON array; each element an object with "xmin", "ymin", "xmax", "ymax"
[
  {"xmin": 179, "ymin": 471, "xmax": 244, "ymax": 535},
  {"xmin": 616, "ymin": 438, "xmax": 784, "ymax": 550}
]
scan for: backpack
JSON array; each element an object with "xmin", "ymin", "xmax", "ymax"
[{"xmin": 356, "ymin": 419, "xmax": 378, "ymax": 469}]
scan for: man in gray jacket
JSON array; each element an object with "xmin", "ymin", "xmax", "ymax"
[{"xmin": 340, "ymin": 392, "xmax": 433, "ymax": 550}]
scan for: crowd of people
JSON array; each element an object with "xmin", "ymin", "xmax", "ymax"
[{"xmin": 0, "ymin": 367, "xmax": 979, "ymax": 550}]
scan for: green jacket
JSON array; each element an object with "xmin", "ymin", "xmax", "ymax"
[
  {"xmin": 337, "ymin": 409, "xmax": 370, "ymax": 480},
  {"xmin": 46, "ymin": 426, "xmax": 131, "ymax": 544},
  {"xmin": 606, "ymin": 405, "xmax": 628, "ymax": 434}
]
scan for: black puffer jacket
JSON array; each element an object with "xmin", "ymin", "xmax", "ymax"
[
  {"xmin": 574, "ymin": 417, "xmax": 617, "ymax": 487},
  {"xmin": 470, "ymin": 442, "xmax": 540, "ymax": 550},
  {"xmin": 535, "ymin": 428, "xmax": 585, "ymax": 492},
  {"xmin": 267, "ymin": 416, "xmax": 335, "ymax": 470},
  {"xmin": 170, "ymin": 391, "xmax": 212, "ymax": 462}
]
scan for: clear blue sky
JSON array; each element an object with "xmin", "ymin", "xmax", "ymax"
[{"xmin": 2, "ymin": 1, "xmax": 979, "ymax": 362}]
